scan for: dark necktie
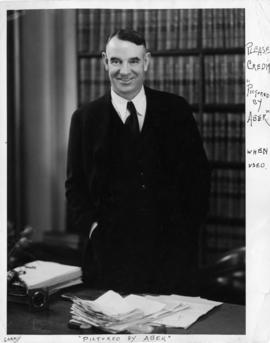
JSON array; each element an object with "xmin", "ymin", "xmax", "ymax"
[{"xmin": 126, "ymin": 101, "xmax": 140, "ymax": 136}]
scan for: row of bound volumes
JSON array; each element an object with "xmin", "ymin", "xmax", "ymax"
[
  {"xmin": 204, "ymin": 54, "xmax": 245, "ymax": 104},
  {"xmin": 194, "ymin": 112, "xmax": 245, "ymax": 163},
  {"xmin": 204, "ymin": 222, "xmax": 245, "ymax": 263},
  {"xmin": 77, "ymin": 8, "xmax": 244, "ymax": 53},
  {"xmin": 79, "ymin": 58, "xmax": 109, "ymax": 103},
  {"xmin": 202, "ymin": 8, "xmax": 245, "ymax": 49},
  {"xmin": 147, "ymin": 54, "xmax": 245, "ymax": 105},
  {"xmin": 209, "ymin": 168, "xmax": 245, "ymax": 220},
  {"xmin": 77, "ymin": 9, "xmax": 198, "ymax": 53},
  {"xmin": 145, "ymin": 56, "xmax": 200, "ymax": 105}
]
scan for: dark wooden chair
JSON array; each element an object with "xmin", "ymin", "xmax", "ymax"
[{"xmin": 199, "ymin": 247, "xmax": 245, "ymax": 305}]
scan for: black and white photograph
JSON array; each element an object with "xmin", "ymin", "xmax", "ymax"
[{"xmin": 1, "ymin": 1, "xmax": 270, "ymax": 342}]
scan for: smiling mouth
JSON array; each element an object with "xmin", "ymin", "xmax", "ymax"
[{"xmin": 118, "ymin": 78, "xmax": 133, "ymax": 84}]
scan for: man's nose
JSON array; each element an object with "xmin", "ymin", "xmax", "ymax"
[{"xmin": 119, "ymin": 62, "xmax": 130, "ymax": 75}]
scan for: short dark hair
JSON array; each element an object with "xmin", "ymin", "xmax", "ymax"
[{"xmin": 106, "ymin": 29, "xmax": 146, "ymax": 49}]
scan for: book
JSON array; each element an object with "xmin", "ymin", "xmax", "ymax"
[
  {"xmin": 144, "ymin": 10, "xmax": 150, "ymax": 50},
  {"xmin": 109, "ymin": 9, "xmax": 116, "ymax": 40},
  {"xmin": 14, "ymin": 260, "xmax": 82, "ymax": 290},
  {"xmin": 192, "ymin": 9, "xmax": 199, "ymax": 49},
  {"xmin": 165, "ymin": 9, "xmax": 172, "ymax": 50},
  {"xmin": 216, "ymin": 9, "xmax": 223, "ymax": 48},
  {"xmin": 201, "ymin": 9, "xmax": 207, "ymax": 48},
  {"xmin": 204, "ymin": 55, "xmax": 215, "ymax": 104},
  {"xmin": 187, "ymin": 8, "xmax": 194, "ymax": 49},
  {"xmin": 148, "ymin": 10, "xmax": 157, "ymax": 51},
  {"xmin": 157, "ymin": 9, "xmax": 166, "ymax": 51},
  {"xmin": 136, "ymin": 10, "xmax": 145, "ymax": 40},
  {"xmin": 239, "ymin": 9, "xmax": 245, "ymax": 47},
  {"xmin": 178, "ymin": 9, "xmax": 184, "ymax": 49},
  {"xmin": 171, "ymin": 9, "xmax": 179, "ymax": 50},
  {"xmin": 126, "ymin": 9, "xmax": 134, "ymax": 31},
  {"xmin": 202, "ymin": 9, "xmax": 212, "ymax": 48},
  {"xmin": 115, "ymin": 9, "xmax": 123, "ymax": 32},
  {"xmin": 99, "ymin": 9, "xmax": 106, "ymax": 52},
  {"xmin": 223, "ymin": 9, "xmax": 230, "ymax": 48},
  {"xmin": 213, "ymin": 112, "xmax": 227, "ymax": 162},
  {"xmin": 77, "ymin": 9, "xmax": 90, "ymax": 52}
]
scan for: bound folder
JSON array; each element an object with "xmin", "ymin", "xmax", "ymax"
[{"xmin": 14, "ymin": 260, "xmax": 82, "ymax": 291}]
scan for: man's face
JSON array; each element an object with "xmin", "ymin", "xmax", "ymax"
[{"xmin": 102, "ymin": 37, "xmax": 151, "ymax": 100}]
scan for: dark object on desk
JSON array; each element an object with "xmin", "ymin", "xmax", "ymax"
[
  {"xmin": 8, "ymin": 264, "xmax": 49, "ymax": 311},
  {"xmin": 8, "ymin": 285, "xmax": 49, "ymax": 311},
  {"xmin": 200, "ymin": 246, "xmax": 245, "ymax": 305},
  {"xmin": 28, "ymin": 288, "xmax": 49, "ymax": 311}
]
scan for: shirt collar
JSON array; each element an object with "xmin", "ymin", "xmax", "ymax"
[{"xmin": 111, "ymin": 86, "xmax": 146, "ymax": 122}]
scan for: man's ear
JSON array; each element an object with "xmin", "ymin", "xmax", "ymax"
[
  {"xmin": 144, "ymin": 52, "xmax": 151, "ymax": 72},
  {"xmin": 102, "ymin": 52, "xmax": 109, "ymax": 71}
]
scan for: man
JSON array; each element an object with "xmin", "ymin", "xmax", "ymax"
[{"xmin": 66, "ymin": 29, "xmax": 210, "ymax": 294}]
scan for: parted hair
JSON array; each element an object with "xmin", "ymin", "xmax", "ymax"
[{"xmin": 106, "ymin": 29, "xmax": 146, "ymax": 49}]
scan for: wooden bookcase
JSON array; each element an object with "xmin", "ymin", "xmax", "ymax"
[{"xmin": 75, "ymin": 8, "xmax": 245, "ymax": 265}]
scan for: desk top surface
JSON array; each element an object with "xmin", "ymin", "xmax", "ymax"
[{"xmin": 7, "ymin": 285, "xmax": 245, "ymax": 335}]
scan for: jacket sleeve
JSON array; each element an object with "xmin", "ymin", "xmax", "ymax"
[{"xmin": 65, "ymin": 109, "xmax": 98, "ymax": 236}]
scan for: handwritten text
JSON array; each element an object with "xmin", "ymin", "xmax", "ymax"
[
  {"xmin": 78, "ymin": 335, "xmax": 171, "ymax": 343},
  {"xmin": 3, "ymin": 337, "xmax": 21, "ymax": 343}
]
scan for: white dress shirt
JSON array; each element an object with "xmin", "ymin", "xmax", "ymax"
[{"xmin": 111, "ymin": 86, "xmax": 147, "ymax": 131}]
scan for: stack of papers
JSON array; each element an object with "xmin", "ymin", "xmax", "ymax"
[
  {"xmin": 15, "ymin": 260, "xmax": 82, "ymax": 293},
  {"xmin": 146, "ymin": 294, "xmax": 222, "ymax": 329},
  {"xmin": 68, "ymin": 290, "xmax": 222, "ymax": 333}
]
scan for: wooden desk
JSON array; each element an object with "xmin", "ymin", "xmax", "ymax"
[{"xmin": 7, "ymin": 285, "xmax": 245, "ymax": 335}]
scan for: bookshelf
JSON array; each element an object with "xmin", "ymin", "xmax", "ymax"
[{"xmin": 76, "ymin": 8, "xmax": 245, "ymax": 265}]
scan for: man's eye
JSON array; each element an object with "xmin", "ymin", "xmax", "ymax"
[
  {"xmin": 130, "ymin": 59, "xmax": 139, "ymax": 64},
  {"xmin": 111, "ymin": 59, "xmax": 121, "ymax": 65}
]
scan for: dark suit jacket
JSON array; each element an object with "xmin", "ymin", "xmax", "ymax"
[{"xmin": 65, "ymin": 86, "xmax": 211, "ymax": 293}]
